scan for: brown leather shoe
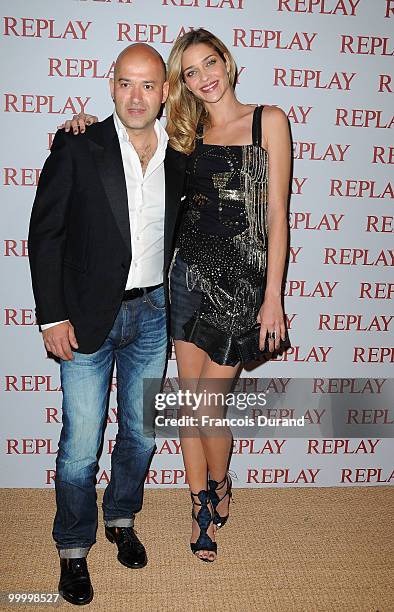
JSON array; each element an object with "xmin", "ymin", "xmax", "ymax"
[
  {"xmin": 105, "ymin": 525, "xmax": 147, "ymax": 568},
  {"xmin": 58, "ymin": 558, "xmax": 93, "ymax": 606}
]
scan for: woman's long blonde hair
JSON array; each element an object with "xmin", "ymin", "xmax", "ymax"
[{"xmin": 166, "ymin": 29, "xmax": 237, "ymax": 155}]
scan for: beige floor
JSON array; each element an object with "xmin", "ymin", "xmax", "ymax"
[{"xmin": 0, "ymin": 487, "xmax": 393, "ymax": 612}]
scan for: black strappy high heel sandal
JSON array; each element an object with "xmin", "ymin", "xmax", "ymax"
[
  {"xmin": 190, "ymin": 490, "xmax": 217, "ymax": 562},
  {"xmin": 208, "ymin": 473, "xmax": 233, "ymax": 529}
]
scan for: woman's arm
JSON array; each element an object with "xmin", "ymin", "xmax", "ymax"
[{"xmin": 258, "ymin": 105, "xmax": 291, "ymax": 352}]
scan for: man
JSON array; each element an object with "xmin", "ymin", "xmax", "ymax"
[{"xmin": 28, "ymin": 44, "xmax": 186, "ymax": 606}]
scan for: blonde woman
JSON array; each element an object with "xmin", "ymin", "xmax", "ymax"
[
  {"xmin": 63, "ymin": 30, "xmax": 291, "ymax": 563},
  {"xmin": 166, "ymin": 28, "xmax": 291, "ymax": 562}
]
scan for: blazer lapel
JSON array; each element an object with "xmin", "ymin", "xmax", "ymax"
[{"xmin": 89, "ymin": 116, "xmax": 131, "ymax": 253}]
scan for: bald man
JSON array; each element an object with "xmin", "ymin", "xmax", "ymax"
[{"xmin": 28, "ymin": 44, "xmax": 186, "ymax": 606}]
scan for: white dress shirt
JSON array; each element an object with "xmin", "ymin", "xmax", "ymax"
[
  {"xmin": 41, "ymin": 112, "xmax": 168, "ymax": 330},
  {"xmin": 114, "ymin": 110, "xmax": 168, "ymax": 289}
]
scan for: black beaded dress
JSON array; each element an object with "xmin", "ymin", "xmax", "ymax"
[{"xmin": 169, "ymin": 105, "xmax": 268, "ymax": 366}]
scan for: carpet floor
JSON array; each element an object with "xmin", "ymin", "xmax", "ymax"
[{"xmin": 0, "ymin": 487, "xmax": 392, "ymax": 611}]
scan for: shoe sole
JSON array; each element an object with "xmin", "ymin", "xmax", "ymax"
[
  {"xmin": 117, "ymin": 555, "xmax": 147, "ymax": 569},
  {"xmin": 59, "ymin": 588, "xmax": 94, "ymax": 606}
]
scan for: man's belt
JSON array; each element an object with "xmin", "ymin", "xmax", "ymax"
[{"xmin": 122, "ymin": 283, "xmax": 163, "ymax": 301}]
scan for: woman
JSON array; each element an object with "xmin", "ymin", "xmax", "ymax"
[{"xmin": 63, "ymin": 29, "xmax": 291, "ymax": 563}]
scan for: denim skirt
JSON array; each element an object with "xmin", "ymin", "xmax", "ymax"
[{"xmin": 169, "ymin": 252, "xmax": 202, "ymax": 341}]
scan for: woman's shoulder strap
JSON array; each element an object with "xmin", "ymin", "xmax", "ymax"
[
  {"xmin": 252, "ymin": 105, "xmax": 265, "ymax": 147},
  {"xmin": 195, "ymin": 121, "xmax": 204, "ymax": 147}
]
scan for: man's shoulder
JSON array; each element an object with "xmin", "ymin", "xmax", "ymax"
[
  {"xmin": 53, "ymin": 115, "xmax": 114, "ymax": 151},
  {"xmin": 86, "ymin": 115, "xmax": 115, "ymax": 138}
]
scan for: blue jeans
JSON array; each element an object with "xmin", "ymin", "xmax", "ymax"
[{"xmin": 53, "ymin": 287, "xmax": 167, "ymax": 558}]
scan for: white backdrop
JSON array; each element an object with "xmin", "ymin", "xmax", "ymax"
[{"xmin": 0, "ymin": 0, "xmax": 393, "ymax": 488}]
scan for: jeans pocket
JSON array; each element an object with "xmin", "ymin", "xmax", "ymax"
[{"xmin": 144, "ymin": 286, "xmax": 166, "ymax": 311}]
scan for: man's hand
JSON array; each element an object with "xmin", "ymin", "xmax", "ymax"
[{"xmin": 42, "ymin": 321, "xmax": 79, "ymax": 360}]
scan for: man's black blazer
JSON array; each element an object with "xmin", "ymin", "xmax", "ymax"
[{"xmin": 28, "ymin": 115, "xmax": 187, "ymax": 353}]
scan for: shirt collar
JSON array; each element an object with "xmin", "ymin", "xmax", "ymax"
[{"xmin": 113, "ymin": 111, "xmax": 168, "ymax": 152}]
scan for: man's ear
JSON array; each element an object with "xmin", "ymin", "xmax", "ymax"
[
  {"xmin": 162, "ymin": 81, "xmax": 169, "ymax": 104},
  {"xmin": 109, "ymin": 78, "xmax": 114, "ymax": 101}
]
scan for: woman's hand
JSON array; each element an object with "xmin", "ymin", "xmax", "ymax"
[
  {"xmin": 57, "ymin": 113, "xmax": 98, "ymax": 134},
  {"xmin": 257, "ymin": 295, "xmax": 286, "ymax": 353}
]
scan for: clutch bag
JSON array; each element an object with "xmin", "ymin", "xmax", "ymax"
[{"xmin": 235, "ymin": 324, "xmax": 291, "ymax": 363}]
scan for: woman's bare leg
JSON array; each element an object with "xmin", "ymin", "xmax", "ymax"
[
  {"xmin": 174, "ymin": 339, "xmax": 213, "ymax": 560},
  {"xmin": 195, "ymin": 358, "xmax": 239, "ymax": 526},
  {"xmin": 175, "ymin": 340, "xmax": 240, "ymax": 560}
]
